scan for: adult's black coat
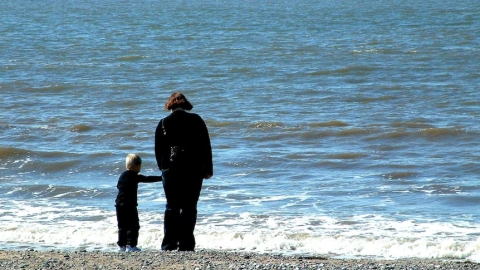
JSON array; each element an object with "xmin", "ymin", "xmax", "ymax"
[{"xmin": 155, "ymin": 109, "xmax": 213, "ymax": 179}]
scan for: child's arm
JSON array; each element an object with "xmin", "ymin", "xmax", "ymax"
[{"xmin": 137, "ymin": 174, "xmax": 162, "ymax": 183}]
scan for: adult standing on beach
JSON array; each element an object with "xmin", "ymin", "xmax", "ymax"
[{"xmin": 155, "ymin": 93, "xmax": 213, "ymax": 251}]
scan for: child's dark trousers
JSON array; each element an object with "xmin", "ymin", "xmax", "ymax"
[{"xmin": 116, "ymin": 206, "xmax": 140, "ymax": 247}]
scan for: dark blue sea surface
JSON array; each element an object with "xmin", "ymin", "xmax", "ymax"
[{"xmin": 1, "ymin": 0, "xmax": 479, "ymax": 260}]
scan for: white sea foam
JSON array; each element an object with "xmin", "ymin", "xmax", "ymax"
[{"xmin": 1, "ymin": 199, "xmax": 479, "ymax": 262}]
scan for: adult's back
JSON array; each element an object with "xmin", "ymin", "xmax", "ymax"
[{"xmin": 155, "ymin": 109, "xmax": 212, "ymax": 178}]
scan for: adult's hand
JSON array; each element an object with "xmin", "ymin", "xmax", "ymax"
[{"xmin": 204, "ymin": 174, "xmax": 212, "ymax": 180}]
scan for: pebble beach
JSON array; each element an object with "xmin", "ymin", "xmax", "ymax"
[{"xmin": 1, "ymin": 249, "xmax": 478, "ymax": 270}]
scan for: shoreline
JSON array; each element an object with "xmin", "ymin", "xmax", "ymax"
[{"xmin": 0, "ymin": 249, "xmax": 478, "ymax": 269}]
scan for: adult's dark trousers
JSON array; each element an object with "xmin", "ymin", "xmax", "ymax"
[
  {"xmin": 161, "ymin": 171, "xmax": 203, "ymax": 251},
  {"xmin": 116, "ymin": 206, "xmax": 140, "ymax": 247}
]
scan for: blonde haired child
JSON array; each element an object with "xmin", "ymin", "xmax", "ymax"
[{"xmin": 115, "ymin": 154, "xmax": 162, "ymax": 252}]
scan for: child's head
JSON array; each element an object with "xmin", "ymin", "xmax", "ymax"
[{"xmin": 126, "ymin": 153, "xmax": 142, "ymax": 173}]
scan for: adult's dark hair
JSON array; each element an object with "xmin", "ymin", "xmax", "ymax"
[{"xmin": 165, "ymin": 92, "xmax": 193, "ymax": 111}]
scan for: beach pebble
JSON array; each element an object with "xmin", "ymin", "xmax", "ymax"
[{"xmin": 0, "ymin": 250, "xmax": 479, "ymax": 270}]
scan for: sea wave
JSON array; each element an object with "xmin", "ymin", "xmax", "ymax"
[
  {"xmin": 116, "ymin": 55, "xmax": 146, "ymax": 61},
  {"xmin": 3, "ymin": 185, "xmax": 111, "ymax": 200},
  {"xmin": 416, "ymin": 128, "xmax": 468, "ymax": 139},
  {"xmin": 0, "ymin": 147, "xmax": 30, "ymax": 159},
  {"xmin": 391, "ymin": 121, "xmax": 435, "ymax": 129},
  {"xmin": 248, "ymin": 122, "xmax": 283, "ymax": 129},
  {"xmin": 345, "ymin": 95, "xmax": 397, "ymax": 103},
  {"xmin": 20, "ymin": 84, "xmax": 72, "ymax": 93},
  {"xmin": 0, "ymin": 148, "xmax": 118, "ymax": 178},
  {"xmin": 1, "ymin": 203, "xmax": 479, "ymax": 261},
  {"xmin": 381, "ymin": 171, "xmax": 419, "ymax": 180},
  {"xmin": 309, "ymin": 121, "xmax": 349, "ymax": 127},
  {"xmin": 325, "ymin": 153, "xmax": 368, "ymax": 160},
  {"xmin": 70, "ymin": 124, "xmax": 93, "ymax": 132},
  {"xmin": 0, "ymin": 147, "xmax": 106, "ymax": 160},
  {"xmin": 366, "ymin": 127, "xmax": 477, "ymax": 141}
]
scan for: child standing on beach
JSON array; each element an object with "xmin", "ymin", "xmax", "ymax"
[{"xmin": 115, "ymin": 154, "xmax": 162, "ymax": 252}]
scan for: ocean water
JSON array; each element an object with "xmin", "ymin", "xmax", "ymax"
[{"xmin": 1, "ymin": 0, "xmax": 480, "ymax": 261}]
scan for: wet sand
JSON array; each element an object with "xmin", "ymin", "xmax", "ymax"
[{"xmin": 0, "ymin": 249, "xmax": 478, "ymax": 269}]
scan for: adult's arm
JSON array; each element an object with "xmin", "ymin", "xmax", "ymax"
[
  {"xmin": 154, "ymin": 119, "xmax": 166, "ymax": 170},
  {"xmin": 199, "ymin": 117, "xmax": 213, "ymax": 178}
]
